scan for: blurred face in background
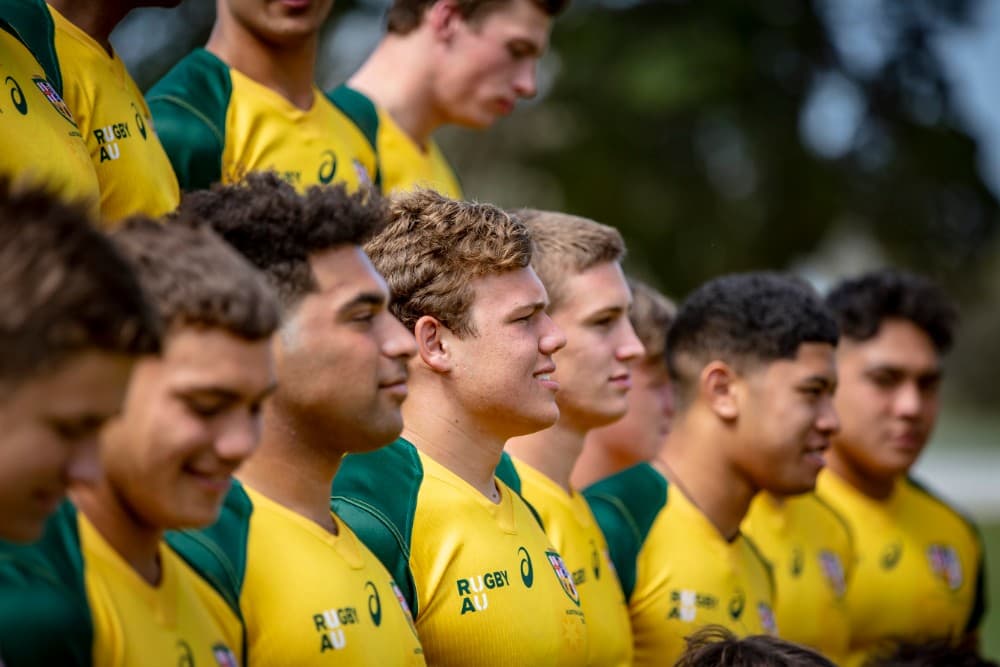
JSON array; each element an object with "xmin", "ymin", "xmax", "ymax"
[{"xmin": 831, "ymin": 318, "xmax": 942, "ymax": 481}]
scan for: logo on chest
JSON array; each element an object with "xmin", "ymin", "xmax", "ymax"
[
  {"xmin": 880, "ymin": 542, "xmax": 903, "ymax": 570},
  {"xmin": 456, "ymin": 569, "xmax": 512, "ymax": 615},
  {"xmin": 818, "ymin": 549, "xmax": 847, "ymax": 598},
  {"xmin": 312, "ymin": 605, "xmax": 360, "ymax": 652},
  {"xmin": 667, "ymin": 590, "xmax": 718, "ymax": 622},
  {"xmin": 546, "ymin": 550, "xmax": 581, "ymax": 606},
  {"xmin": 927, "ymin": 543, "xmax": 963, "ymax": 591}
]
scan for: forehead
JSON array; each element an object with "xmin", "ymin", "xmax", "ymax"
[
  {"xmin": 469, "ymin": 266, "xmax": 547, "ymax": 315},
  {"xmin": 307, "ymin": 245, "xmax": 389, "ymax": 302},
  {"xmin": 552, "ymin": 261, "xmax": 630, "ymax": 316},
  {"xmin": 3, "ymin": 351, "xmax": 134, "ymax": 416},
  {"xmin": 473, "ymin": 0, "xmax": 552, "ymax": 40},
  {"xmin": 158, "ymin": 326, "xmax": 273, "ymax": 389},
  {"xmin": 756, "ymin": 342, "xmax": 837, "ymax": 383},
  {"xmin": 839, "ymin": 318, "xmax": 939, "ymax": 372}
]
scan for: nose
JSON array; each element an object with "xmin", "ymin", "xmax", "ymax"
[
  {"xmin": 382, "ymin": 313, "xmax": 418, "ymax": 361},
  {"xmin": 617, "ymin": 320, "xmax": 646, "ymax": 364},
  {"xmin": 66, "ymin": 435, "xmax": 102, "ymax": 485},
  {"xmin": 816, "ymin": 397, "xmax": 840, "ymax": 436},
  {"xmin": 894, "ymin": 381, "xmax": 922, "ymax": 419},
  {"xmin": 512, "ymin": 60, "xmax": 538, "ymax": 99},
  {"xmin": 215, "ymin": 412, "xmax": 260, "ymax": 463},
  {"xmin": 539, "ymin": 312, "xmax": 567, "ymax": 354}
]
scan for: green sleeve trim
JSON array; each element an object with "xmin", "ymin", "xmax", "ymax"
[
  {"xmin": 582, "ymin": 463, "xmax": 667, "ymax": 601},
  {"xmin": 166, "ymin": 481, "xmax": 252, "ymax": 620},
  {"xmin": 741, "ymin": 533, "xmax": 776, "ymax": 600},
  {"xmin": 325, "ymin": 85, "xmax": 383, "ymax": 191},
  {"xmin": 0, "ymin": 0, "xmax": 61, "ymax": 95},
  {"xmin": 0, "ymin": 501, "xmax": 92, "ymax": 666},
  {"xmin": 331, "ymin": 438, "xmax": 422, "ymax": 616},
  {"xmin": 494, "ymin": 451, "xmax": 521, "ymax": 493},
  {"xmin": 146, "ymin": 48, "xmax": 231, "ymax": 191}
]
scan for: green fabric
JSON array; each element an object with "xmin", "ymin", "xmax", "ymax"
[
  {"xmin": 582, "ymin": 463, "xmax": 668, "ymax": 601},
  {"xmin": 0, "ymin": 501, "xmax": 92, "ymax": 666},
  {"xmin": 146, "ymin": 48, "xmax": 231, "ymax": 191},
  {"xmin": 494, "ymin": 451, "xmax": 522, "ymax": 494},
  {"xmin": 0, "ymin": 0, "xmax": 61, "ymax": 95},
  {"xmin": 331, "ymin": 438, "xmax": 423, "ymax": 616},
  {"xmin": 325, "ymin": 84, "xmax": 383, "ymax": 191}
]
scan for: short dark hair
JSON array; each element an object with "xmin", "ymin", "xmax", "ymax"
[
  {"xmin": 387, "ymin": 0, "xmax": 568, "ymax": 35},
  {"xmin": 0, "ymin": 178, "xmax": 160, "ymax": 385},
  {"xmin": 112, "ymin": 217, "xmax": 280, "ymax": 341},
  {"xmin": 826, "ymin": 269, "xmax": 957, "ymax": 354},
  {"xmin": 667, "ymin": 272, "xmax": 839, "ymax": 408},
  {"xmin": 675, "ymin": 626, "xmax": 837, "ymax": 667},
  {"xmin": 174, "ymin": 173, "xmax": 389, "ymax": 313},
  {"xmin": 863, "ymin": 638, "xmax": 999, "ymax": 667}
]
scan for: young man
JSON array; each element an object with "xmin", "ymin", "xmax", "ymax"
[
  {"xmin": 331, "ymin": 0, "xmax": 567, "ymax": 196},
  {"xmin": 167, "ymin": 174, "xmax": 426, "ymax": 665},
  {"xmin": 585, "ymin": 272, "xmax": 840, "ymax": 666},
  {"xmin": 332, "ymin": 191, "xmax": 592, "ymax": 665},
  {"xmin": 0, "ymin": 178, "xmax": 159, "ymax": 544},
  {"xmin": 498, "ymin": 210, "xmax": 644, "ymax": 666},
  {"xmin": 0, "ymin": 218, "xmax": 278, "ymax": 666},
  {"xmin": 148, "ymin": 0, "xmax": 377, "ymax": 192},
  {"xmin": 815, "ymin": 270, "xmax": 985, "ymax": 665},
  {"xmin": 0, "ymin": 5, "xmax": 99, "ymax": 212},
  {"xmin": 574, "ymin": 278, "xmax": 676, "ymax": 489},
  {"xmin": 3, "ymin": 0, "xmax": 180, "ymax": 225}
]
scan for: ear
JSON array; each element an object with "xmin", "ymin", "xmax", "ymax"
[
  {"xmin": 426, "ymin": 0, "xmax": 462, "ymax": 40},
  {"xmin": 699, "ymin": 361, "xmax": 740, "ymax": 421},
  {"xmin": 413, "ymin": 315, "xmax": 453, "ymax": 372}
]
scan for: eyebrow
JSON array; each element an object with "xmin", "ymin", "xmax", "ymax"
[
  {"xmin": 799, "ymin": 375, "xmax": 836, "ymax": 389},
  {"xmin": 338, "ymin": 291, "xmax": 386, "ymax": 313},
  {"xmin": 176, "ymin": 383, "xmax": 278, "ymax": 404},
  {"xmin": 509, "ymin": 300, "xmax": 548, "ymax": 317},
  {"xmin": 864, "ymin": 364, "xmax": 942, "ymax": 378}
]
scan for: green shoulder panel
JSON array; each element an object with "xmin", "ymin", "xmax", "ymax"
[
  {"xmin": 325, "ymin": 85, "xmax": 383, "ymax": 191},
  {"xmin": 0, "ymin": 0, "xmax": 61, "ymax": 94},
  {"xmin": 331, "ymin": 438, "xmax": 423, "ymax": 616},
  {"xmin": 146, "ymin": 48, "xmax": 231, "ymax": 191},
  {"xmin": 582, "ymin": 463, "xmax": 668, "ymax": 601},
  {"xmin": 0, "ymin": 501, "xmax": 92, "ymax": 666},
  {"xmin": 494, "ymin": 451, "xmax": 522, "ymax": 493},
  {"xmin": 166, "ymin": 481, "xmax": 253, "ymax": 620}
]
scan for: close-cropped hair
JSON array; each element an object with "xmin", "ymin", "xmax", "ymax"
[
  {"xmin": 666, "ymin": 272, "xmax": 839, "ymax": 409},
  {"xmin": 173, "ymin": 172, "xmax": 389, "ymax": 313},
  {"xmin": 517, "ymin": 209, "xmax": 625, "ymax": 312},
  {"xmin": 628, "ymin": 278, "xmax": 676, "ymax": 364},
  {"xmin": 863, "ymin": 638, "xmax": 999, "ymax": 667},
  {"xmin": 365, "ymin": 189, "xmax": 532, "ymax": 336},
  {"xmin": 112, "ymin": 217, "xmax": 279, "ymax": 341},
  {"xmin": 675, "ymin": 626, "xmax": 837, "ymax": 667},
  {"xmin": 386, "ymin": 0, "xmax": 569, "ymax": 35},
  {"xmin": 0, "ymin": 178, "xmax": 160, "ymax": 386},
  {"xmin": 826, "ymin": 269, "xmax": 957, "ymax": 354}
]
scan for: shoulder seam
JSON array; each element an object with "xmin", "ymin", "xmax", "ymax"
[
  {"xmin": 146, "ymin": 93, "xmax": 225, "ymax": 146},
  {"xmin": 331, "ymin": 495, "xmax": 413, "ymax": 564}
]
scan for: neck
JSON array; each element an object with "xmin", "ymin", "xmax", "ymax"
[
  {"xmin": 654, "ymin": 418, "xmax": 757, "ymax": 541},
  {"xmin": 825, "ymin": 445, "xmax": 897, "ymax": 501},
  {"xmin": 206, "ymin": 21, "xmax": 317, "ymax": 110},
  {"xmin": 349, "ymin": 37, "xmax": 441, "ymax": 147},
  {"xmin": 71, "ymin": 481, "xmax": 162, "ymax": 585},
  {"xmin": 238, "ymin": 403, "xmax": 340, "ymax": 533},
  {"xmin": 48, "ymin": 0, "xmax": 127, "ymax": 52},
  {"xmin": 506, "ymin": 420, "xmax": 587, "ymax": 494},
  {"xmin": 572, "ymin": 436, "xmax": 635, "ymax": 489},
  {"xmin": 400, "ymin": 388, "xmax": 506, "ymax": 500}
]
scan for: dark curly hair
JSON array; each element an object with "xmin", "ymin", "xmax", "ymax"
[
  {"xmin": 174, "ymin": 173, "xmax": 389, "ymax": 312},
  {"xmin": 825, "ymin": 270, "xmax": 957, "ymax": 354},
  {"xmin": 112, "ymin": 217, "xmax": 279, "ymax": 341},
  {"xmin": 667, "ymin": 272, "xmax": 838, "ymax": 408},
  {"xmin": 0, "ymin": 178, "xmax": 160, "ymax": 386},
  {"xmin": 675, "ymin": 626, "xmax": 837, "ymax": 667}
]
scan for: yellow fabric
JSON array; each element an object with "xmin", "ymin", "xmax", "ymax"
[
  {"xmin": 512, "ymin": 458, "xmax": 633, "ymax": 667},
  {"xmin": 79, "ymin": 513, "xmax": 242, "ymax": 667},
  {"xmin": 48, "ymin": 5, "xmax": 179, "ymax": 226},
  {"xmin": 742, "ymin": 492, "xmax": 853, "ymax": 664},
  {"xmin": 631, "ymin": 482, "xmax": 776, "ymax": 667},
  {"xmin": 240, "ymin": 485, "xmax": 425, "ymax": 666},
  {"xmin": 223, "ymin": 71, "xmax": 376, "ymax": 192},
  {"xmin": 409, "ymin": 451, "xmax": 589, "ymax": 666},
  {"xmin": 376, "ymin": 109, "xmax": 462, "ymax": 197},
  {"xmin": 816, "ymin": 470, "xmax": 982, "ymax": 667},
  {"xmin": 0, "ymin": 27, "xmax": 99, "ymax": 215}
]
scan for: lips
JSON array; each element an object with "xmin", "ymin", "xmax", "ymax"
[{"xmin": 609, "ymin": 373, "xmax": 632, "ymax": 391}]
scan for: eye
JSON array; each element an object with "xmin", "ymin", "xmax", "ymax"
[
  {"xmin": 50, "ymin": 418, "xmax": 102, "ymax": 442},
  {"xmin": 507, "ymin": 42, "xmax": 533, "ymax": 59},
  {"xmin": 182, "ymin": 397, "xmax": 226, "ymax": 418}
]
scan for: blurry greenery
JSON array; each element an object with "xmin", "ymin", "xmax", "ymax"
[{"xmin": 116, "ymin": 0, "xmax": 1000, "ymax": 409}]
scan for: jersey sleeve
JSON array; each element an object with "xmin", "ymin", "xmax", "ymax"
[
  {"xmin": 582, "ymin": 463, "xmax": 668, "ymax": 601},
  {"xmin": 965, "ymin": 533, "xmax": 987, "ymax": 635},
  {"xmin": 146, "ymin": 50, "xmax": 231, "ymax": 191},
  {"xmin": 326, "ymin": 85, "xmax": 382, "ymax": 191},
  {"xmin": 0, "ymin": 502, "xmax": 92, "ymax": 666},
  {"xmin": 331, "ymin": 440, "xmax": 422, "ymax": 616}
]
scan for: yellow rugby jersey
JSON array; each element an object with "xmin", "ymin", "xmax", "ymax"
[
  {"xmin": 0, "ymin": 501, "xmax": 241, "ymax": 667},
  {"xmin": 168, "ymin": 480, "xmax": 426, "ymax": 666},
  {"xmin": 47, "ymin": 4, "xmax": 179, "ymax": 224},
  {"xmin": 332, "ymin": 438, "xmax": 590, "ymax": 666},
  {"xmin": 742, "ymin": 492, "xmax": 854, "ymax": 663},
  {"xmin": 147, "ymin": 49, "xmax": 377, "ymax": 192},
  {"xmin": 497, "ymin": 455, "xmax": 633, "ymax": 667},
  {"xmin": 0, "ymin": 12, "xmax": 98, "ymax": 214},
  {"xmin": 329, "ymin": 86, "xmax": 463, "ymax": 197},
  {"xmin": 585, "ymin": 463, "xmax": 776, "ymax": 667},
  {"xmin": 816, "ymin": 470, "xmax": 985, "ymax": 667}
]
